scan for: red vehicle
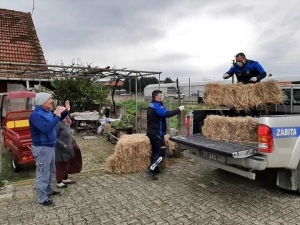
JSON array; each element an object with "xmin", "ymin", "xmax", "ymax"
[{"xmin": 1, "ymin": 91, "xmax": 36, "ymax": 172}]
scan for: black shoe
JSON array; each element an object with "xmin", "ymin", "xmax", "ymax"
[
  {"xmin": 154, "ymin": 167, "xmax": 161, "ymax": 174},
  {"xmin": 48, "ymin": 191, "xmax": 61, "ymax": 196},
  {"xmin": 40, "ymin": 199, "xmax": 55, "ymax": 207},
  {"xmin": 147, "ymin": 169, "xmax": 158, "ymax": 180}
]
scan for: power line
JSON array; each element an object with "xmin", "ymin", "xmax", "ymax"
[{"xmin": 257, "ymin": 55, "xmax": 300, "ymax": 60}]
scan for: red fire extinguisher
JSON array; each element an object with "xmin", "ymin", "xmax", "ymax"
[{"xmin": 185, "ymin": 115, "xmax": 190, "ymax": 136}]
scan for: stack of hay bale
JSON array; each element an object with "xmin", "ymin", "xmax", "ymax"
[
  {"xmin": 106, "ymin": 134, "xmax": 178, "ymax": 173},
  {"xmin": 203, "ymin": 81, "xmax": 284, "ymax": 110},
  {"xmin": 202, "ymin": 81, "xmax": 284, "ymax": 142}
]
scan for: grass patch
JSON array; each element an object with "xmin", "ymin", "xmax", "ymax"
[
  {"xmin": 171, "ymin": 117, "xmax": 178, "ymax": 129},
  {"xmin": 0, "ymin": 151, "xmax": 35, "ymax": 182},
  {"xmin": 117, "ymin": 99, "xmax": 149, "ymax": 116},
  {"xmin": 116, "ymin": 99, "xmax": 216, "ymax": 130}
]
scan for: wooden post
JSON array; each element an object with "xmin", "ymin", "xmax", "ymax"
[{"xmin": 177, "ymin": 78, "xmax": 181, "ymax": 135}]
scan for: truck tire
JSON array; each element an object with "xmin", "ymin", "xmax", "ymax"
[
  {"xmin": 297, "ymin": 161, "xmax": 300, "ymax": 194},
  {"xmin": 277, "ymin": 162, "xmax": 300, "ymax": 193},
  {"xmin": 11, "ymin": 153, "xmax": 21, "ymax": 172}
]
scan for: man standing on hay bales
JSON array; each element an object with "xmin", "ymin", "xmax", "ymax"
[
  {"xmin": 146, "ymin": 90, "xmax": 184, "ymax": 180},
  {"xmin": 223, "ymin": 52, "xmax": 267, "ymax": 84}
]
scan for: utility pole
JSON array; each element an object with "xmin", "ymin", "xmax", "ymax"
[
  {"xmin": 129, "ymin": 78, "xmax": 131, "ymax": 94},
  {"xmin": 189, "ymin": 77, "xmax": 191, "ymax": 102},
  {"xmin": 177, "ymin": 78, "xmax": 182, "ymax": 135}
]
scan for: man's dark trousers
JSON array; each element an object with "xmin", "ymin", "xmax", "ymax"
[{"xmin": 148, "ymin": 133, "xmax": 166, "ymax": 171}]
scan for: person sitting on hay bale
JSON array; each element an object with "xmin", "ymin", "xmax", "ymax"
[
  {"xmin": 223, "ymin": 52, "xmax": 267, "ymax": 84},
  {"xmin": 97, "ymin": 114, "xmax": 109, "ymax": 135},
  {"xmin": 146, "ymin": 90, "xmax": 185, "ymax": 180}
]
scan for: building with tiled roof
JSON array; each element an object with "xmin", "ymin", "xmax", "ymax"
[{"xmin": 0, "ymin": 8, "xmax": 50, "ymax": 92}]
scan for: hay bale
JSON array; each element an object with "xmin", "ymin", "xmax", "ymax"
[
  {"xmin": 164, "ymin": 134, "xmax": 178, "ymax": 156},
  {"xmin": 203, "ymin": 81, "xmax": 284, "ymax": 110},
  {"xmin": 202, "ymin": 115, "xmax": 258, "ymax": 142},
  {"xmin": 106, "ymin": 134, "xmax": 170, "ymax": 174}
]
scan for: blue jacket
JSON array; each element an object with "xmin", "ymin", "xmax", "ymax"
[
  {"xmin": 226, "ymin": 59, "xmax": 267, "ymax": 84},
  {"xmin": 147, "ymin": 101, "xmax": 180, "ymax": 136},
  {"xmin": 29, "ymin": 106, "xmax": 69, "ymax": 147}
]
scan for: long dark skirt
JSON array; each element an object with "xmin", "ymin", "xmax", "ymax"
[
  {"xmin": 56, "ymin": 161, "xmax": 70, "ymax": 182},
  {"xmin": 68, "ymin": 139, "xmax": 82, "ymax": 174}
]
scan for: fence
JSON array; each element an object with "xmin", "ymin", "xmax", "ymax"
[
  {"xmin": 110, "ymin": 94, "xmax": 144, "ymax": 102},
  {"xmin": 137, "ymin": 101, "xmax": 187, "ymax": 135},
  {"xmin": 109, "ymin": 93, "xmax": 204, "ymax": 104}
]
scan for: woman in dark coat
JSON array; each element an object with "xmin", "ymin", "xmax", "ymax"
[{"xmin": 55, "ymin": 116, "xmax": 76, "ymax": 188}]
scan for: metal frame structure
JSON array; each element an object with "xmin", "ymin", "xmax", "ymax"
[{"xmin": 0, "ymin": 61, "xmax": 162, "ymax": 131}]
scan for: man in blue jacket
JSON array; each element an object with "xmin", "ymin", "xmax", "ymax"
[
  {"xmin": 146, "ymin": 90, "xmax": 184, "ymax": 180},
  {"xmin": 223, "ymin": 53, "xmax": 267, "ymax": 84},
  {"xmin": 29, "ymin": 92, "xmax": 69, "ymax": 206}
]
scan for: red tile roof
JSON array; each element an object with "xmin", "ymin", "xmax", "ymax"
[
  {"xmin": 0, "ymin": 8, "xmax": 49, "ymax": 79},
  {"xmin": 104, "ymin": 80, "xmax": 124, "ymax": 87}
]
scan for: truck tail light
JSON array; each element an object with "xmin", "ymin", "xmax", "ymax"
[
  {"xmin": 258, "ymin": 124, "xmax": 274, "ymax": 153},
  {"xmin": 21, "ymin": 155, "xmax": 34, "ymax": 161}
]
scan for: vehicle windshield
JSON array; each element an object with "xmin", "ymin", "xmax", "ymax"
[{"xmin": 2, "ymin": 97, "xmax": 34, "ymax": 116}]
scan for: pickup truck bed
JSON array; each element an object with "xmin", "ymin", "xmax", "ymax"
[{"xmin": 170, "ymin": 134, "xmax": 257, "ymax": 158}]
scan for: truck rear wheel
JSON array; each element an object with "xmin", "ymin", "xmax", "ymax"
[
  {"xmin": 277, "ymin": 161, "xmax": 300, "ymax": 193},
  {"xmin": 297, "ymin": 161, "xmax": 300, "ymax": 194},
  {"xmin": 11, "ymin": 153, "xmax": 21, "ymax": 172}
]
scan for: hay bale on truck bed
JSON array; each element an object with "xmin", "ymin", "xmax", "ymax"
[
  {"xmin": 106, "ymin": 134, "xmax": 177, "ymax": 174},
  {"xmin": 202, "ymin": 115, "xmax": 258, "ymax": 142},
  {"xmin": 203, "ymin": 81, "xmax": 284, "ymax": 110}
]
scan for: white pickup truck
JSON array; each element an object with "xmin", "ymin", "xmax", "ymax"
[{"xmin": 170, "ymin": 84, "xmax": 300, "ymax": 193}]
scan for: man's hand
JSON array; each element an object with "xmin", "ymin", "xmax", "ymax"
[
  {"xmin": 249, "ymin": 77, "xmax": 257, "ymax": 83},
  {"xmin": 60, "ymin": 106, "xmax": 66, "ymax": 111},
  {"xmin": 223, "ymin": 73, "xmax": 230, "ymax": 79},
  {"xmin": 179, "ymin": 106, "xmax": 185, "ymax": 111},
  {"xmin": 65, "ymin": 100, "xmax": 70, "ymax": 111},
  {"xmin": 54, "ymin": 106, "xmax": 63, "ymax": 117}
]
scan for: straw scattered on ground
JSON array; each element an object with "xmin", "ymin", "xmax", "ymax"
[
  {"xmin": 106, "ymin": 134, "xmax": 177, "ymax": 174},
  {"xmin": 203, "ymin": 81, "xmax": 284, "ymax": 110},
  {"xmin": 202, "ymin": 115, "xmax": 258, "ymax": 142}
]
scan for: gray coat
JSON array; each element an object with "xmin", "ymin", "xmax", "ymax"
[{"xmin": 55, "ymin": 121, "xmax": 75, "ymax": 162}]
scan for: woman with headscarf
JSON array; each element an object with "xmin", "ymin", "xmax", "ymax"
[{"xmin": 55, "ymin": 116, "xmax": 76, "ymax": 188}]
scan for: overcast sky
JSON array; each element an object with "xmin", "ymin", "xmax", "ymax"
[{"xmin": 2, "ymin": 0, "xmax": 300, "ymax": 82}]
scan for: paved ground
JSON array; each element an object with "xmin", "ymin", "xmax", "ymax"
[
  {"xmin": 1, "ymin": 159, "xmax": 300, "ymax": 225},
  {"xmin": 0, "ymin": 134, "xmax": 115, "ymax": 182}
]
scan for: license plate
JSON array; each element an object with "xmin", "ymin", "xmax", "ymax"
[
  {"xmin": 201, "ymin": 151, "xmax": 226, "ymax": 164},
  {"xmin": 80, "ymin": 122, "xmax": 86, "ymax": 126}
]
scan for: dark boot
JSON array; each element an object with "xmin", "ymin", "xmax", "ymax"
[
  {"xmin": 147, "ymin": 169, "xmax": 158, "ymax": 180},
  {"xmin": 154, "ymin": 166, "xmax": 161, "ymax": 174}
]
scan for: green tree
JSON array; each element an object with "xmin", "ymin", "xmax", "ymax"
[
  {"xmin": 164, "ymin": 77, "xmax": 173, "ymax": 83},
  {"xmin": 123, "ymin": 76, "xmax": 159, "ymax": 93},
  {"xmin": 51, "ymin": 77, "xmax": 109, "ymax": 112}
]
